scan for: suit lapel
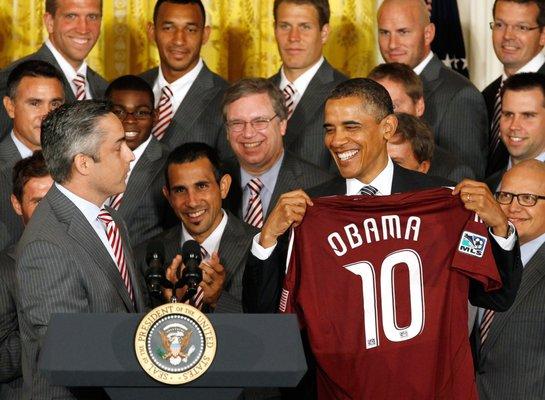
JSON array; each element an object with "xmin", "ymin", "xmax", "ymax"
[
  {"xmin": 0, "ymin": 136, "xmax": 21, "ymax": 165},
  {"xmin": 36, "ymin": 45, "xmax": 77, "ymax": 102},
  {"xmin": 163, "ymin": 225, "xmax": 182, "ymax": 262},
  {"xmin": 268, "ymin": 152, "xmax": 300, "ymax": 217},
  {"xmin": 217, "ymin": 214, "xmax": 248, "ymax": 286},
  {"xmin": 420, "ymin": 54, "xmax": 443, "ymax": 97}
]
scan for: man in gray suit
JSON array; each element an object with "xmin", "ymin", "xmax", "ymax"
[
  {"xmin": 476, "ymin": 159, "xmax": 545, "ymax": 399},
  {"xmin": 270, "ymin": 0, "xmax": 347, "ymax": 170},
  {"xmin": 221, "ymin": 78, "xmax": 332, "ymax": 225},
  {"xmin": 377, "ymin": 0, "xmax": 488, "ymax": 179},
  {"xmin": 16, "ymin": 101, "xmax": 146, "ymax": 399},
  {"xmin": 105, "ymin": 75, "xmax": 176, "ymax": 246},
  {"xmin": 140, "ymin": 0, "xmax": 230, "ymax": 159},
  {"xmin": 0, "ymin": 60, "xmax": 65, "ymax": 251},
  {"xmin": 137, "ymin": 142, "xmax": 257, "ymax": 313},
  {"xmin": 0, "ymin": 0, "xmax": 107, "ymax": 137},
  {"xmin": 484, "ymin": 0, "xmax": 545, "ymax": 176},
  {"xmin": 0, "ymin": 152, "xmax": 53, "ymax": 400}
]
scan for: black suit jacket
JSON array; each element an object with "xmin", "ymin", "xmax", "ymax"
[
  {"xmin": 0, "ymin": 44, "xmax": 108, "ymax": 139},
  {"xmin": 243, "ymin": 163, "xmax": 522, "ymax": 314},
  {"xmin": 429, "ymin": 145, "xmax": 475, "ymax": 183},
  {"xmin": 0, "ymin": 136, "xmax": 23, "ymax": 251},
  {"xmin": 270, "ymin": 60, "xmax": 347, "ymax": 170}
]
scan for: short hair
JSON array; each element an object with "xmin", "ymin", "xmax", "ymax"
[
  {"xmin": 222, "ymin": 77, "xmax": 288, "ymax": 121},
  {"xmin": 393, "ymin": 113, "xmax": 434, "ymax": 163},
  {"xmin": 327, "ymin": 78, "xmax": 394, "ymax": 122},
  {"xmin": 501, "ymin": 72, "xmax": 545, "ymax": 104},
  {"xmin": 368, "ymin": 62, "xmax": 424, "ymax": 103},
  {"xmin": 12, "ymin": 151, "xmax": 50, "ymax": 202},
  {"xmin": 45, "ymin": 0, "xmax": 103, "ymax": 15},
  {"xmin": 164, "ymin": 142, "xmax": 223, "ymax": 189},
  {"xmin": 273, "ymin": 0, "xmax": 330, "ymax": 28},
  {"xmin": 6, "ymin": 60, "xmax": 64, "ymax": 100},
  {"xmin": 493, "ymin": 0, "xmax": 545, "ymax": 27},
  {"xmin": 105, "ymin": 75, "xmax": 155, "ymax": 106},
  {"xmin": 153, "ymin": 0, "xmax": 206, "ymax": 26},
  {"xmin": 41, "ymin": 100, "xmax": 113, "ymax": 184}
]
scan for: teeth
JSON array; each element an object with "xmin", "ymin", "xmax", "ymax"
[
  {"xmin": 508, "ymin": 136, "xmax": 524, "ymax": 142},
  {"xmin": 243, "ymin": 142, "xmax": 261, "ymax": 148},
  {"xmin": 73, "ymin": 38, "xmax": 89, "ymax": 44},
  {"xmin": 125, "ymin": 131, "xmax": 138, "ymax": 138},
  {"xmin": 337, "ymin": 149, "xmax": 359, "ymax": 161},
  {"xmin": 188, "ymin": 210, "xmax": 205, "ymax": 218}
]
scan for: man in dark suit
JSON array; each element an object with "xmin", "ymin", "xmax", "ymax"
[
  {"xmin": 377, "ymin": 0, "xmax": 488, "ymax": 179},
  {"xmin": 221, "ymin": 78, "xmax": 332, "ymax": 225},
  {"xmin": 0, "ymin": 60, "xmax": 65, "ymax": 251},
  {"xmin": 0, "ymin": 0, "xmax": 107, "ymax": 137},
  {"xmin": 368, "ymin": 62, "xmax": 474, "ymax": 182},
  {"xmin": 486, "ymin": 73, "xmax": 545, "ymax": 191},
  {"xmin": 137, "ymin": 142, "xmax": 257, "ymax": 313},
  {"xmin": 105, "ymin": 75, "xmax": 176, "ymax": 246},
  {"xmin": 140, "ymin": 0, "xmax": 230, "ymax": 159},
  {"xmin": 16, "ymin": 101, "xmax": 146, "ymax": 399},
  {"xmin": 269, "ymin": 0, "xmax": 347, "ymax": 170},
  {"xmin": 483, "ymin": 0, "xmax": 545, "ymax": 177},
  {"xmin": 476, "ymin": 159, "xmax": 545, "ymax": 399},
  {"xmin": 0, "ymin": 152, "xmax": 53, "ymax": 400}
]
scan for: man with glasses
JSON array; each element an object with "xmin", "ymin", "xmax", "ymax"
[
  {"xmin": 476, "ymin": 159, "xmax": 545, "ymax": 399},
  {"xmin": 221, "ymin": 78, "xmax": 332, "ymax": 227},
  {"xmin": 486, "ymin": 72, "xmax": 545, "ymax": 190},
  {"xmin": 484, "ymin": 0, "xmax": 545, "ymax": 176},
  {"xmin": 105, "ymin": 75, "xmax": 176, "ymax": 246}
]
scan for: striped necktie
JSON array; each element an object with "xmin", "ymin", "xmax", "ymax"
[
  {"xmin": 108, "ymin": 193, "xmax": 123, "ymax": 210},
  {"xmin": 245, "ymin": 178, "xmax": 264, "ymax": 228},
  {"xmin": 359, "ymin": 185, "xmax": 378, "ymax": 196},
  {"xmin": 283, "ymin": 83, "xmax": 296, "ymax": 118},
  {"xmin": 488, "ymin": 80, "xmax": 504, "ymax": 167},
  {"xmin": 152, "ymin": 85, "xmax": 174, "ymax": 140},
  {"xmin": 480, "ymin": 309, "xmax": 494, "ymax": 344},
  {"xmin": 97, "ymin": 209, "xmax": 134, "ymax": 303},
  {"xmin": 73, "ymin": 74, "xmax": 86, "ymax": 101}
]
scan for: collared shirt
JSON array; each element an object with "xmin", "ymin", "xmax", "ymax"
[
  {"xmin": 503, "ymin": 50, "xmax": 545, "ymax": 79},
  {"xmin": 521, "ymin": 231, "xmax": 545, "ymax": 267},
  {"xmin": 279, "ymin": 56, "xmax": 324, "ymax": 112},
  {"xmin": 413, "ymin": 51, "xmax": 434, "ymax": 75},
  {"xmin": 240, "ymin": 151, "xmax": 285, "ymax": 216},
  {"xmin": 153, "ymin": 58, "xmax": 204, "ymax": 112},
  {"xmin": 497, "ymin": 152, "xmax": 545, "ymax": 191},
  {"xmin": 55, "ymin": 183, "xmax": 117, "ymax": 264},
  {"xmin": 180, "ymin": 209, "xmax": 228, "ymax": 258},
  {"xmin": 10, "ymin": 130, "xmax": 33, "ymax": 159},
  {"xmin": 126, "ymin": 135, "xmax": 152, "ymax": 183},
  {"xmin": 45, "ymin": 39, "xmax": 91, "ymax": 99}
]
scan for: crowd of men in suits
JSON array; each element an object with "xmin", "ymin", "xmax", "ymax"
[{"xmin": 0, "ymin": 0, "xmax": 545, "ymax": 398}]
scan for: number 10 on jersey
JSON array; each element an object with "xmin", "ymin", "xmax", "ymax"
[{"xmin": 345, "ymin": 249, "xmax": 425, "ymax": 349}]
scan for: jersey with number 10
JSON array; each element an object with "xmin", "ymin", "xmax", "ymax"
[{"xmin": 280, "ymin": 188, "xmax": 501, "ymax": 400}]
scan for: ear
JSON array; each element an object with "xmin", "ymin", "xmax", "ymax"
[
  {"xmin": 72, "ymin": 153, "xmax": 92, "ymax": 177},
  {"xmin": 381, "ymin": 114, "xmax": 398, "ymax": 141},
  {"xmin": 320, "ymin": 23, "xmax": 330, "ymax": 44},
  {"xmin": 279, "ymin": 118, "xmax": 287, "ymax": 137},
  {"xmin": 418, "ymin": 160, "xmax": 431, "ymax": 174},
  {"xmin": 539, "ymin": 27, "xmax": 545, "ymax": 47},
  {"xmin": 415, "ymin": 97, "xmax": 425, "ymax": 118},
  {"xmin": 219, "ymin": 173, "xmax": 232, "ymax": 200},
  {"xmin": 202, "ymin": 25, "xmax": 211, "ymax": 45},
  {"xmin": 424, "ymin": 23, "xmax": 435, "ymax": 47},
  {"xmin": 10, "ymin": 194, "xmax": 23, "ymax": 217},
  {"xmin": 147, "ymin": 21, "xmax": 155, "ymax": 43},
  {"xmin": 43, "ymin": 12, "xmax": 54, "ymax": 34},
  {"xmin": 3, "ymin": 96, "xmax": 15, "ymax": 119},
  {"xmin": 162, "ymin": 185, "xmax": 170, "ymax": 201}
]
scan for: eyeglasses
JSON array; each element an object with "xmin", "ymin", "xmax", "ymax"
[
  {"xmin": 112, "ymin": 108, "xmax": 153, "ymax": 121},
  {"xmin": 495, "ymin": 191, "xmax": 545, "ymax": 207},
  {"xmin": 226, "ymin": 114, "xmax": 278, "ymax": 132},
  {"xmin": 489, "ymin": 21, "xmax": 541, "ymax": 34}
]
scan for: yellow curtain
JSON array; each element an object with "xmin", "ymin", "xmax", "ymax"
[{"xmin": 0, "ymin": 0, "xmax": 376, "ymax": 82}]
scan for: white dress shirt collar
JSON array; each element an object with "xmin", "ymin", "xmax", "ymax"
[
  {"xmin": 153, "ymin": 58, "xmax": 204, "ymax": 111},
  {"xmin": 10, "ymin": 130, "xmax": 33, "ymax": 159},
  {"xmin": 506, "ymin": 151, "xmax": 545, "ymax": 172},
  {"xmin": 128, "ymin": 135, "xmax": 152, "ymax": 174},
  {"xmin": 279, "ymin": 56, "xmax": 324, "ymax": 109},
  {"xmin": 181, "ymin": 209, "xmax": 228, "ymax": 258},
  {"xmin": 45, "ymin": 39, "xmax": 90, "ymax": 98},
  {"xmin": 345, "ymin": 157, "xmax": 394, "ymax": 196},
  {"xmin": 520, "ymin": 231, "xmax": 545, "ymax": 267},
  {"xmin": 413, "ymin": 51, "xmax": 434, "ymax": 75},
  {"xmin": 502, "ymin": 50, "xmax": 545, "ymax": 80}
]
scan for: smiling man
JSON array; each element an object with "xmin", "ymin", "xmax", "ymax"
[
  {"xmin": 140, "ymin": 0, "xmax": 230, "ymax": 158},
  {"xmin": 0, "ymin": 0, "xmax": 107, "ymax": 137}
]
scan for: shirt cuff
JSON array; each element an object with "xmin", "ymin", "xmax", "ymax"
[
  {"xmin": 489, "ymin": 221, "xmax": 516, "ymax": 251},
  {"xmin": 251, "ymin": 233, "xmax": 277, "ymax": 260}
]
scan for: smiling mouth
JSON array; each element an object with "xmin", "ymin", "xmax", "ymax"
[
  {"xmin": 70, "ymin": 37, "xmax": 91, "ymax": 46},
  {"xmin": 188, "ymin": 210, "xmax": 205, "ymax": 218},
  {"xmin": 242, "ymin": 141, "xmax": 263, "ymax": 149},
  {"xmin": 125, "ymin": 131, "xmax": 139, "ymax": 139},
  {"xmin": 506, "ymin": 135, "xmax": 526, "ymax": 143},
  {"xmin": 336, "ymin": 149, "xmax": 359, "ymax": 161}
]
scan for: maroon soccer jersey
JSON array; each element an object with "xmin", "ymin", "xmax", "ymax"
[{"xmin": 280, "ymin": 187, "xmax": 501, "ymax": 400}]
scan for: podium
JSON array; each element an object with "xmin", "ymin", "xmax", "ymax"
[{"xmin": 39, "ymin": 313, "xmax": 307, "ymax": 400}]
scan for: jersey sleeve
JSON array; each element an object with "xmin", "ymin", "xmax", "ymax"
[{"xmin": 451, "ymin": 213, "xmax": 502, "ymax": 291}]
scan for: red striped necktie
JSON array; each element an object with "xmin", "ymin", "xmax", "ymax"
[
  {"xmin": 152, "ymin": 85, "xmax": 174, "ymax": 140},
  {"xmin": 245, "ymin": 178, "xmax": 264, "ymax": 228},
  {"xmin": 73, "ymin": 74, "xmax": 87, "ymax": 101},
  {"xmin": 283, "ymin": 83, "xmax": 296, "ymax": 119}
]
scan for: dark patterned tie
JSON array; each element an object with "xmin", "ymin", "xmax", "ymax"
[
  {"xmin": 283, "ymin": 83, "xmax": 296, "ymax": 118},
  {"xmin": 73, "ymin": 74, "xmax": 86, "ymax": 101},
  {"xmin": 245, "ymin": 178, "xmax": 264, "ymax": 228},
  {"xmin": 488, "ymin": 81, "xmax": 504, "ymax": 167},
  {"xmin": 359, "ymin": 185, "xmax": 378, "ymax": 196},
  {"xmin": 480, "ymin": 308, "xmax": 494, "ymax": 344}
]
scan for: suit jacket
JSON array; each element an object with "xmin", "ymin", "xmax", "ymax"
[
  {"xmin": 0, "ymin": 246, "xmax": 22, "ymax": 400},
  {"xmin": 0, "ymin": 44, "xmax": 108, "ymax": 139},
  {"xmin": 476, "ymin": 241, "xmax": 545, "ymax": 400},
  {"xmin": 428, "ymin": 145, "xmax": 475, "ymax": 183},
  {"xmin": 0, "ymin": 137, "xmax": 23, "ymax": 251},
  {"xmin": 223, "ymin": 151, "xmax": 334, "ymax": 220},
  {"xmin": 117, "ymin": 138, "xmax": 176, "ymax": 246},
  {"xmin": 483, "ymin": 62, "xmax": 545, "ymax": 177},
  {"xmin": 420, "ymin": 54, "xmax": 488, "ymax": 179},
  {"xmin": 269, "ymin": 60, "xmax": 347, "ymax": 170},
  {"xmin": 243, "ymin": 163, "xmax": 522, "ymax": 314},
  {"xmin": 16, "ymin": 185, "xmax": 146, "ymax": 399},
  {"xmin": 136, "ymin": 211, "xmax": 257, "ymax": 313},
  {"xmin": 140, "ymin": 63, "xmax": 232, "ymax": 159}
]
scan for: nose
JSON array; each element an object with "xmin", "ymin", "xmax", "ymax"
[
  {"xmin": 186, "ymin": 189, "xmax": 199, "ymax": 207},
  {"xmin": 326, "ymin": 128, "xmax": 348, "ymax": 148},
  {"xmin": 124, "ymin": 111, "xmax": 137, "ymax": 124},
  {"xmin": 503, "ymin": 24, "xmax": 516, "ymax": 40},
  {"xmin": 241, "ymin": 122, "xmax": 257, "ymax": 138},
  {"xmin": 288, "ymin": 26, "xmax": 301, "ymax": 42},
  {"xmin": 75, "ymin": 16, "xmax": 89, "ymax": 33},
  {"xmin": 508, "ymin": 115, "xmax": 521, "ymax": 131},
  {"xmin": 173, "ymin": 28, "xmax": 186, "ymax": 44},
  {"xmin": 388, "ymin": 33, "xmax": 399, "ymax": 50}
]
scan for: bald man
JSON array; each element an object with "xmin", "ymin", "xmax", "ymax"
[{"xmin": 377, "ymin": 0, "xmax": 488, "ymax": 179}]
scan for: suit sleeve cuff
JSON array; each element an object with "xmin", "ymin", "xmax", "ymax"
[
  {"xmin": 251, "ymin": 233, "xmax": 277, "ymax": 260},
  {"xmin": 489, "ymin": 222, "xmax": 516, "ymax": 251}
]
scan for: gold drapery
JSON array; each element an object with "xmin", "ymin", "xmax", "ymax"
[{"xmin": 0, "ymin": 0, "xmax": 376, "ymax": 81}]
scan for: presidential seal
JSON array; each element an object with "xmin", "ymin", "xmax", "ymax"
[{"xmin": 134, "ymin": 303, "xmax": 217, "ymax": 385}]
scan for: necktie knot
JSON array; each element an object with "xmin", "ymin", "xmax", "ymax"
[
  {"xmin": 359, "ymin": 185, "xmax": 378, "ymax": 196},
  {"xmin": 98, "ymin": 208, "xmax": 113, "ymax": 226},
  {"xmin": 245, "ymin": 178, "xmax": 265, "ymax": 228},
  {"xmin": 73, "ymin": 74, "xmax": 86, "ymax": 100},
  {"xmin": 283, "ymin": 82, "xmax": 296, "ymax": 118},
  {"xmin": 152, "ymin": 85, "xmax": 174, "ymax": 140},
  {"xmin": 248, "ymin": 177, "xmax": 264, "ymax": 196}
]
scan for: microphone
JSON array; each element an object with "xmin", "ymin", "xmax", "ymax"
[
  {"xmin": 181, "ymin": 240, "xmax": 203, "ymax": 299},
  {"xmin": 145, "ymin": 241, "xmax": 166, "ymax": 299}
]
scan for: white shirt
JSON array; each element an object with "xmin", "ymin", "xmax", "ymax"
[
  {"xmin": 126, "ymin": 135, "xmax": 152, "ymax": 183},
  {"xmin": 10, "ymin": 130, "xmax": 33, "ymax": 159},
  {"xmin": 503, "ymin": 50, "xmax": 545, "ymax": 79},
  {"xmin": 55, "ymin": 183, "xmax": 117, "ymax": 264},
  {"xmin": 279, "ymin": 56, "xmax": 324, "ymax": 112},
  {"xmin": 413, "ymin": 51, "xmax": 434, "ymax": 75},
  {"xmin": 153, "ymin": 58, "xmax": 204, "ymax": 112},
  {"xmin": 45, "ymin": 39, "xmax": 91, "ymax": 99},
  {"xmin": 180, "ymin": 209, "xmax": 228, "ymax": 258}
]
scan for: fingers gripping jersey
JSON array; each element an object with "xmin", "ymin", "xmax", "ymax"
[{"xmin": 281, "ymin": 188, "xmax": 501, "ymax": 400}]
